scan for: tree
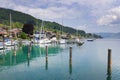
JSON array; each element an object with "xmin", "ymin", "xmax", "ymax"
[
  {"xmin": 22, "ymin": 23, "xmax": 34, "ymax": 35},
  {"xmin": 13, "ymin": 22, "xmax": 23, "ymax": 28},
  {"xmin": 20, "ymin": 32, "xmax": 28, "ymax": 39}
]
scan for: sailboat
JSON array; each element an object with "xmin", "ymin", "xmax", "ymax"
[
  {"xmin": 4, "ymin": 13, "xmax": 17, "ymax": 46},
  {"xmin": 59, "ymin": 17, "xmax": 66, "ymax": 44},
  {"xmin": 76, "ymin": 39, "xmax": 84, "ymax": 46},
  {"xmin": 34, "ymin": 20, "xmax": 51, "ymax": 44},
  {"xmin": 75, "ymin": 29, "xmax": 84, "ymax": 46}
]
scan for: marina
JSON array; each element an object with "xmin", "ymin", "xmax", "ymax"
[
  {"xmin": 0, "ymin": 39, "xmax": 120, "ymax": 80},
  {"xmin": 0, "ymin": 1, "xmax": 120, "ymax": 79}
]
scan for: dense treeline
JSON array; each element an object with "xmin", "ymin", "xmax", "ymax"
[
  {"xmin": 0, "ymin": 7, "xmax": 101, "ymax": 38},
  {"xmin": 0, "ymin": 8, "xmax": 38, "ymax": 24}
]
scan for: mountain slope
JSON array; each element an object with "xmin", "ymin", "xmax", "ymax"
[
  {"xmin": 0, "ymin": 8, "xmax": 39, "ymax": 24},
  {"xmin": 0, "ymin": 7, "xmax": 102, "ymax": 38},
  {"xmin": 0, "ymin": 7, "xmax": 86, "ymax": 35}
]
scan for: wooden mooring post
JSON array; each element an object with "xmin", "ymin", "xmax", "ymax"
[
  {"xmin": 107, "ymin": 49, "xmax": 112, "ymax": 75},
  {"xmin": 46, "ymin": 46, "xmax": 48, "ymax": 58},
  {"xmin": 69, "ymin": 46, "xmax": 72, "ymax": 74},
  {"xmin": 45, "ymin": 46, "xmax": 48, "ymax": 70},
  {"xmin": 69, "ymin": 47, "xmax": 72, "ymax": 60}
]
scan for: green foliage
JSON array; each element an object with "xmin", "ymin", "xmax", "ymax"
[
  {"xmin": 0, "ymin": 24, "xmax": 4, "ymax": 27},
  {"xmin": 0, "ymin": 8, "xmax": 37, "ymax": 24},
  {"xmin": 20, "ymin": 32, "xmax": 28, "ymax": 39},
  {"xmin": 12, "ymin": 22, "xmax": 23, "ymax": 28}
]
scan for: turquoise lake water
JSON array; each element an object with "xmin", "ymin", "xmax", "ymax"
[{"xmin": 0, "ymin": 39, "xmax": 120, "ymax": 80}]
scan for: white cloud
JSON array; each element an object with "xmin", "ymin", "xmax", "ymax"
[
  {"xmin": 0, "ymin": 0, "xmax": 116, "ymax": 20},
  {"xmin": 76, "ymin": 25, "xmax": 87, "ymax": 30},
  {"xmin": 58, "ymin": 0, "xmax": 115, "ymax": 11},
  {"xmin": 0, "ymin": 0, "xmax": 15, "ymax": 8},
  {"xmin": 97, "ymin": 6, "xmax": 120, "ymax": 26},
  {"xmin": 97, "ymin": 15, "xmax": 117, "ymax": 25},
  {"xmin": 13, "ymin": 6, "xmax": 80, "ymax": 20},
  {"xmin": 110, "ymin": 6, "xmax": 120, "ymax": 17},
  {"xmin": 0, "ymin": 0, "xmax": 82, "ymax": 20}
]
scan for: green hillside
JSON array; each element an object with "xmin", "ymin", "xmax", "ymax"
[{"xmin": 0, "ymin": 7, "xmax": 101, "ymax": 38}]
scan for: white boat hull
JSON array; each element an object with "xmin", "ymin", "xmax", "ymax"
[
  {"xmin": 39, "ymin": 38, "xmax": 51, "ymax": 44},
  {"xmin": 59, "ymin": 39, "xmax": 66, "ymax": 44}
]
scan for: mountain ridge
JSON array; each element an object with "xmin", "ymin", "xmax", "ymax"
[
  {"xmin": 0, "ymin": 7, "xmax": 101, "ymax": 38},
  {"xmin": 0, "ymin": 7, "xmax": 85, "ymax": 35}
]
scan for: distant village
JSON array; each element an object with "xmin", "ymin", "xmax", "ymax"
[
  {"xmin": 0, "ymin": 26, "xmax": 21, "ymax": 39},
  {"xmin": 0, "ymin": 24, "xmax": 75, "ymax": 41}
]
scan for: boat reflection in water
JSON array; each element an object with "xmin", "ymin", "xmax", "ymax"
[{"xmin": 0, "ymin": 44, "xmax": 63, "ymax": 67}]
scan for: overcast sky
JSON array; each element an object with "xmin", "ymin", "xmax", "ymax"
[{"xmin": 0, "ymin": 0, "xmax": 120, "ymax": 33}]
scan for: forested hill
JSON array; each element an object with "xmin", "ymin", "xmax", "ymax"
[
  {"xmin": 0, "ymin": 8, "xmax": 41, "ymax": 25},
  {"xmin": 0, "ymin": 7, "xmax": 101, "ymax": 38}
]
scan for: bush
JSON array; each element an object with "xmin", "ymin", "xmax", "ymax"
[{"xmin": 20, "ymin": 32, "xmax": 28, "ymax": 39}]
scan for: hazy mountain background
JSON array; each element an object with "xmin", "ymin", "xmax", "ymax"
[{"xmin": 96, "ymin": 33, "xmax": 120, "ymax": 39}]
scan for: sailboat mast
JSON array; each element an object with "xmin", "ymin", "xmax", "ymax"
[
  {"xmin": 40, "ymin": 20, "xmax": 45, "ymax": 39},
  {"xmin": 10, "ymin": 12, "xmax": 13, "ymax": 46},
  {"xmin": 41, "ymin": 20, "xmax": 44, "ymax": 33},
  {"xmin": 10, "ymin": 12, "xmax": 12, "ymax": 37},
  {"xmin": 61, "ymin": 16, "xmax": 63, "ymax": 35}
]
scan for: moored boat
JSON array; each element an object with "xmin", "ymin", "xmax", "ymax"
[
  {"xmin": 87, "ymin": 39, "xmax": 94, "ymax": 41},
  {"xmin": 76, "ymin": 41, "xmax": 84, "ymax": 46},
  {"xmin": 0, "ymin": 42, "xmax": 4, "ymax": 50},
  {"xmin": 75, "ymin": 38, "xmax": 84, "ymax": 46},
  {"xmin": 59, "ymin": 39, "xmax": 66, "ymax": 44}
]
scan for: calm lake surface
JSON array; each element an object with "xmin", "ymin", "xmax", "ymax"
[{"xmin": 0, "ymin": 39, "xmax": 120, "ymax": 80}]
